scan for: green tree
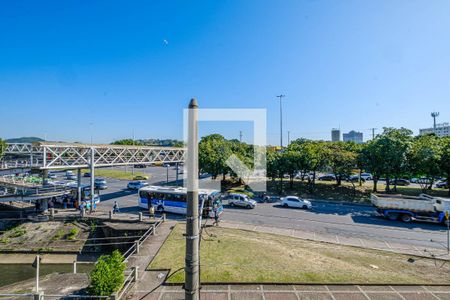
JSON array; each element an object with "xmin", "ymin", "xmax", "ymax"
[
  {"xmin": 408, "ymin": 134, "xmax": 443, "ymax": 191},
  {"xmin": 0, "ymin": 139, "xmax": 6, "ymax": 159},
  {"xmin": 199, "ymin": 134, "xmax": 231, "ymax": 180},
  {"xmin": 89, "ymin": 250, "xmax": 126, "ymax": 296},
  {"xmin": 361, "ymin": 128, "xmax": 412, "ymax": 192},
  {"xmin": 440, "ymin": 137, "xmax": 450, "ymax": 195},
  {"xmin": 111, "ymin": 139, "xmax": 142, "ymax": 146},
  {"xmin": 327, "ymin": 142, "xmax": 357, "ymax": 186}
]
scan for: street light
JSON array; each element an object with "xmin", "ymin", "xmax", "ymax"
[{"xmin": 276, "ymin": 95, "xmax": 285, "ymax": 148}]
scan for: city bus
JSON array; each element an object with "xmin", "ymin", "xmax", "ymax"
[
  {"xmin": 67, "ymin": 183, "xmax": 101, "ymax": 209},
  {"xmin": 138, "ymin": 185, "xmax": 223, "ymax": 218}
]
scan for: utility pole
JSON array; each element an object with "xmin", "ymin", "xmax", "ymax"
[
  {"xmin": 276, "ymin": 95, "xmax": 285, "ymax": 148},
  {"xmin": 185, "ymin": 98, "xmax": 200, "ymax": 300},
  {"xmin": 431, "ymin": 112, "xmax": 439, "ymax": 134},
  {"xmin": 239, "ymin": 131, "xmax": 243, "ymax": 142},
  {"xmin": 90, "ymin": 147, "xmax": 95, "ymax": 213},
  {"xmin": 287, "ymin": 131, "xmax": 290, "ymax": 146}
]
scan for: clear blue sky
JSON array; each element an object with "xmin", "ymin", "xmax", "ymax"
[{"xmin": 1, "ymin": 0, "xmax": 449, "ymax": 144}]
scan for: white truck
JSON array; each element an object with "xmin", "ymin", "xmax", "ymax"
[{"xmin": 371, "ymin": 193, "xmax": 450, "ymax": 224}]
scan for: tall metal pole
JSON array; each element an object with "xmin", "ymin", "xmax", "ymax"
[
  {"xmin": 35, "ymin": 255, "xmax": 40, "ymax": 293},
  {"xmin": 90, "ymin": 147, "xmax": 95, "ymax": 213},
  {"xmin": 431, "ymin": 112, "xmax": 439, "ymax": 134},
  {"xmin": 185, "ymin": 98, "xmax": 200, "ymax": 300},
  {"xmin": 287, "ymin": 131, "xmax": 290, "ymax": 146},
  {"xmin": 276, "ymin": 95, "xmax": 285, "ymax": 148}
]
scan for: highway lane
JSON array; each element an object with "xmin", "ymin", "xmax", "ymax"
[{"xmin": 220, "ymin": 201, "xmax": 448, "ymax": 250}]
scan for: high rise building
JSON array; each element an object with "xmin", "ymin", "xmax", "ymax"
[
  {"xmin": 331, "ymin": 129, "xmax": 340, "ymax": 142},
  {"xmin": 343, "ymin": 130, "xmax": 363, "ymax": 143},
  {"xmin": 419, "ymin": 123, "xmax": 450, "ymax": 137}
]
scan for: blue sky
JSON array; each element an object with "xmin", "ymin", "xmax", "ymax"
[{"xmin": 1, "ymin": 0, "xmax": 449, "ymax": 144}]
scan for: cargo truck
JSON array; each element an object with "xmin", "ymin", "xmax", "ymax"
[{"xmin": 371, "ymin": 193, "xmax": 450, "ymax": 224}]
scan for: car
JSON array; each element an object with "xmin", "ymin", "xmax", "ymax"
[
  {"xmin": 228, "ymin": 193, "xmax": 257, "ymax": 209},
  {"xmin": 134, "ymin": 164, "xmax": 146, "ymax": 168},
  {"xmin": 67, "ymin": 174, "xmax": 77, "ymax": 180},
  {"xmin": 65, "ymin": 170, "xmax": 74, "ymax": 176},
  {"xmin": 417, "ymin": 177, "xmax": 431, "ymax": 184},
  {"xmin": 133, "ymin": 175, "xmax": 149, "ymax": 180},
  {"xmin": 94, "ymin": 178, "xmax": 107, "ymax": 185},
  {"xmin": 360, "ymin": 173, "xmax": 372, "ymax": 181},
  {"xmin": 318, "ymin": 174, "xmax": 336, "ymax": 181},
  {"xmin": 127, "ymin": 180, "xmax": 149, "ymax": 190},
  {"xmin": 281, "ymin": 196, "xmax": 312, "ymax": 209},
  {"xmin": 95, "ymin": 182, "xmax": 108, "ymax": 190},
  {"xmin": 346, "ymin": 175, "xmax": 365, "ymax": 182},
  {"xmin": 392, "ymin": 179, "xmax": 410, "ymax": 186},
  {"xmin": 83, "ymin": 172, "xmax": 91, "ymax": 177},
  {"xmin": 262, "ymin": 195, "xmax": 280, "ymax": 203},
  {"xmin": 436, "ymin": 181, "xmax": 448, "ymax": 189},
  {"xmin": 47, "ymin": 172, "xmax": 57, "ymax": 179}
]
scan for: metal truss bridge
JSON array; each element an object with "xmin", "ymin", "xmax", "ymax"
[{"xmin": 2, "ymin": 142, "xmax": 186, "ymax": 170}]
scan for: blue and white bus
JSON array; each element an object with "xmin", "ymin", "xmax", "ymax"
[{"xmin": 138, "ymin": 186, "xmax": 223, "ymax": 218}]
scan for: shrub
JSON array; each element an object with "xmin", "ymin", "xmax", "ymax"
[
  {"xmin": 9, "ymin": 227, "xmax": 26, "ymax": 238},
  {"xmin": 89, "ymin": 250, "xmax": 126, "ymax": 296},
  {"xmin": 52, "ymin": 229, "xmax": 65, "ymax": 241},
  {"xmin": 67, "ymin": 227, "xmax": 79, "ymax": 240}
]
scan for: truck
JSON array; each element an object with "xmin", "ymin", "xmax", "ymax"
[{"xmin": 371, "ymin": 193, "xmax": 450, "ymax": 224}]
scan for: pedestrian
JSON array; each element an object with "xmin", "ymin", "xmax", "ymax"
[
  {"xmin": 113, "ymin": 201, "xmax": 120, "ymax": 214},
  {"xmin": 63, "ymin": 196, "xmax": 68, "ymax": 209},
  {"xmin": 79, "ymin": 201, "xmax": 86, "ymax": 216},
  {"xmin": 213, "ymin": 202, "xmax": 220, "ymax": 226}
]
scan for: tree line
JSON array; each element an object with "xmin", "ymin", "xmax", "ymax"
[{"xmin": 198, "ymin": 128, "xmax": 450, "ymax": 195}]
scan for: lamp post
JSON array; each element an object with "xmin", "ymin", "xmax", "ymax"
[
  {"xmin": 276, "ymin": 95, "xmax": 285, "ymax": 148},
  {"xmin": 185, "ymin": 98, "xmax": 200, "ymax": 300}
]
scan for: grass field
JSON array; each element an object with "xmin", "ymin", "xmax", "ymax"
[
  {"xmin": 80, "ymin": 168, "xmax": 149, "ymax": 181},
  {"xmin": 263, "ymin": 179, "xmax": 450, "ymax": 203},
  {"xmin": 149, "ymin": 224, "xmax": 450, "ymax": 284}
]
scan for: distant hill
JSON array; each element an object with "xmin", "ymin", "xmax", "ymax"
[{"xmin": 5, "ymin": 137, "xmax": 45, "ymax": 143}]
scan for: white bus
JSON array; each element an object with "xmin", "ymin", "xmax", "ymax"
[{"xmin": 138, "ymin": 186, "xmax": 223, "ymax": 218}]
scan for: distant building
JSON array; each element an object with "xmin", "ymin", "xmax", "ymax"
[
  {"xmin": 343, "ymin": 131, "xmax": 363, "ymax": 143},
  {"xmin": 331, "ymin": 129, "xmax": 340, "ymax": 142},
  {"xmin": 419, "ymin": 123, "xmax": 450, "ymax": 137}
]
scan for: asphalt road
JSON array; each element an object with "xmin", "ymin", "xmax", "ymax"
[{"xmin": 39, "ymin": 167, "xmax": 450, "ymax": 252}]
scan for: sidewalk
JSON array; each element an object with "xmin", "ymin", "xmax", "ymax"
[
  {"xmin": 130, "ymin": 284, "xmax": 450, "ymax": 300},
  {"xmin": 125, "ymin": 221, "xmax": 177, "ymax": 299},
  {"xmin": 219, "ymin": 220, "xmax": 450, "ymax": 260}
]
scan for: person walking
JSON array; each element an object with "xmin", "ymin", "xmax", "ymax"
[
  {"xmin": 213, "ymin": 203, "xmax": 220, "ymax": 226},
  {"xmin": 113, "ymin": 201, "xmax": 120, "ymax": 214}
]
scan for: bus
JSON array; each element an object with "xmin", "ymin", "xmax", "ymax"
[
  {"xmin": 138, "ymin": 186, "xmax": 223, "ymax": 218},
  {"xmin": 67, "ymin": 183, "xmax": 101, "ymax": 209}
]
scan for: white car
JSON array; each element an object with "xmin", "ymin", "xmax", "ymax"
[
  {"xmin": 360, "ymin": 173, "xmax": 372, "ymax": 181},
  {"xmin": 228, "ymin": 193, "xmax": 257, "ymax": 209},
  {"xmin": 127, "ymin": 181, "xmax": 149, "ymax": 190},
  {"xmin": 281, "ymin": 196, "xmax": 312, "ymax": 209}
]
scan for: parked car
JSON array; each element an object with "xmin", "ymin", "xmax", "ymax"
[
  {"xmin": 360, "ymin": 173, "xmax": 373, "ymax": 181},
  {"xmin": 262, "ymin": 195, "xmax": 280, "ymax": 203},
  {"xmin": 47, "ymin": 172, "xmax": 57, "ymax": 179},
  {"xmin": 67, "ymin": 174, "xmax": 77, "ymax": 180},
  {"xmin": 134, "ymin": 164, "xmax": 146, "ymax": 168},
  {"xmin": 391, "ymin": 179, "xmax": 410, "ymax": 186},
  {"xmin": 318, "ymin": 174, "xmax": 336, "ymax": 181},
  {"xmin": 83, "ymin": 172, "xmax": 91, "ymax": 177},
  {"xmin": 133, "ymin": 175, "xmax": 149, "ymax": 180},
  {"xmin": 281, "ymin": 196, "xmax": 312, "ymax": 209},
  {"xmin": 346, "ymin": 175, "xmax": 365, "ymax": 182},
  {"xmin": 127, "ymin": 180, "xmax": 149, "ymax": 190},
  {"xmin": 436, "ymin": 181, "xmax": 448, "ymax": 189},
  {"xmin": 65, "ymin": 170, "xmax": 74, "ymax": 176},
  {"xmin": 228, "ymin": 193, "xmax": 257, "ymax": 209}
]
